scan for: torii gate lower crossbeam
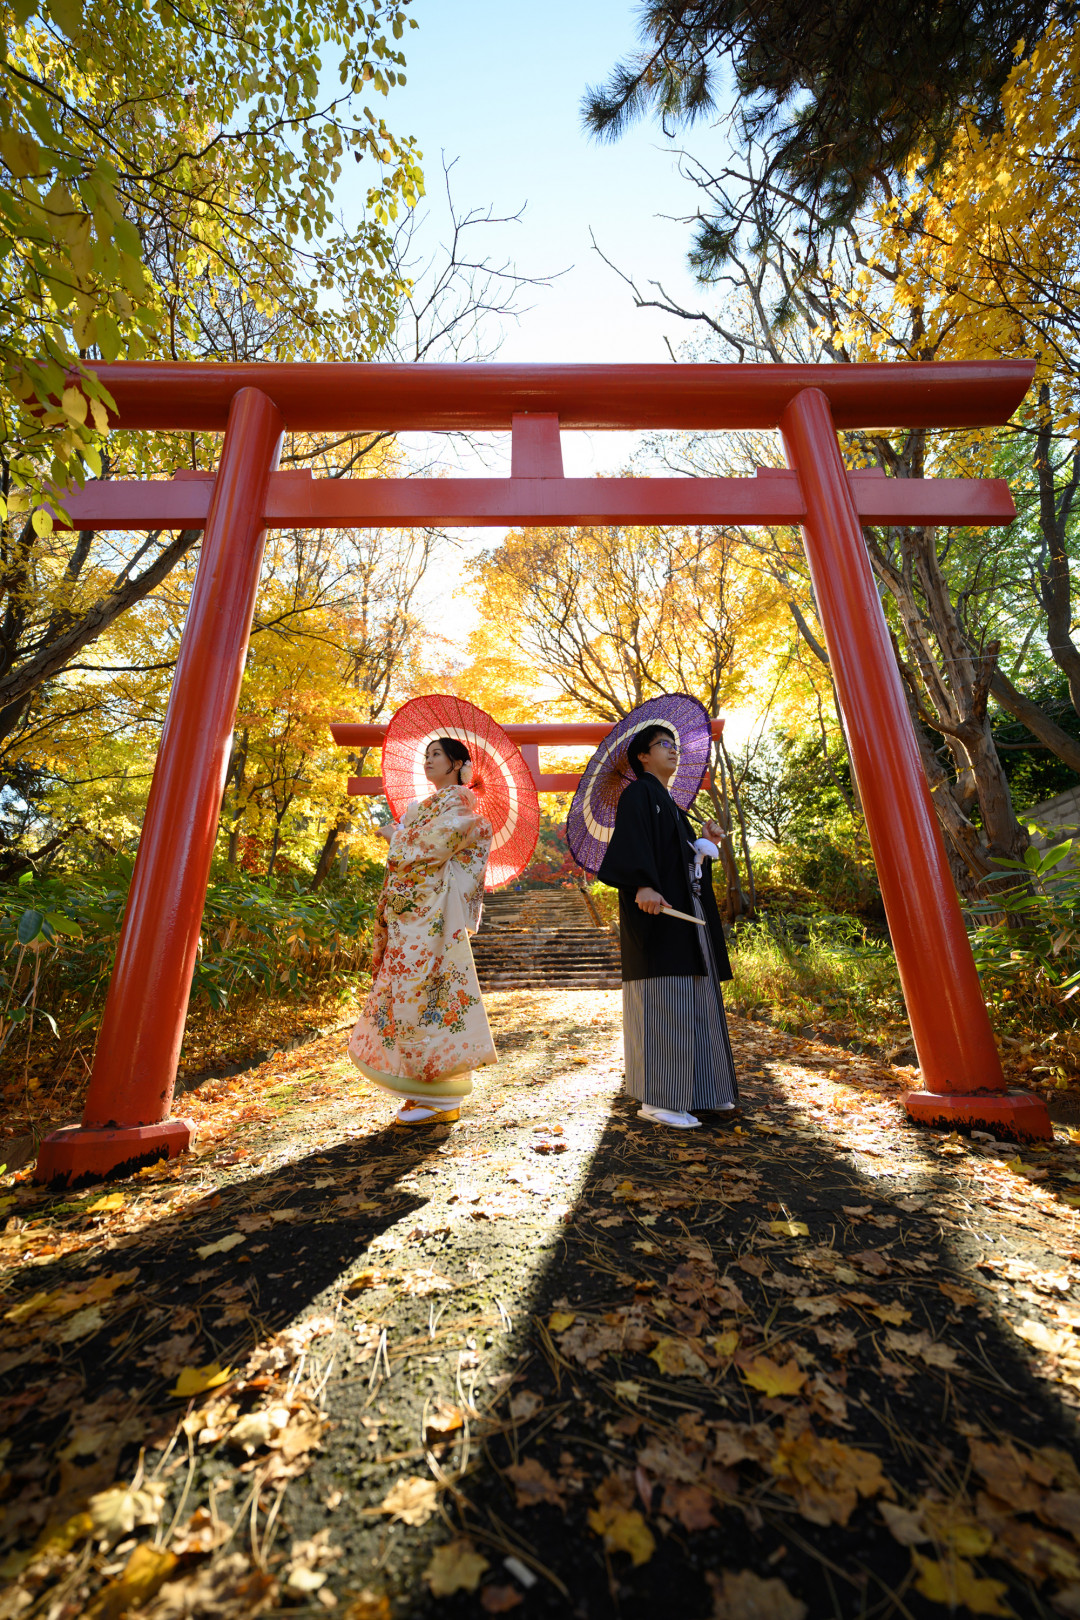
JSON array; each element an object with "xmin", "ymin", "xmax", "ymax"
[
  {"xmin": 34, "ymin": 360, "xmax": 1050, "ymax": 1185},
  {"xmin": 328, "ymin": 719, "xmax": 727, "ymax": 797}
]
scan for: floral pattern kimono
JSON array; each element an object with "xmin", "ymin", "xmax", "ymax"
[{"xmin": 348, "ymin": 784, "xmax": 497, "ymax": 1099}]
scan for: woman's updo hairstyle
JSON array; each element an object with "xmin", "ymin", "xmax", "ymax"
[{"xmin": 435, "ymin": 736, "xmax": 471, "ymax": 784}]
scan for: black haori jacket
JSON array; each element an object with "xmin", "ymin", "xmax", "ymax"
[{"xmin": 596, "ymin": 773, "xmax": 733, "ymax": 983}]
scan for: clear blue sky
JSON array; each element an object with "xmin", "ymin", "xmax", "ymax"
[
  {"xmin": 336, "ymin": 2, "xmax": 739, "ymax": 673},
  {"xmin": 340, "ymin": 0, "xmax": 730, "ymax": 475}
]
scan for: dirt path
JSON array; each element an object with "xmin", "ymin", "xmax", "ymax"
[{"xmin": 3, "ymin": 992, "xmax": 1080, "ymax": 1618}]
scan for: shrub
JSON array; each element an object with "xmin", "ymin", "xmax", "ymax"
[
  {"xmin": 966, "ymin": 837, "xmax": 1080, "ymax": 1027},
  {"xmin": 0, "ymin": 866, "xmax": 380, "ymax": 1076}
]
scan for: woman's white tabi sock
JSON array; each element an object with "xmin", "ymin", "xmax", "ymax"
[{"xmin": 396, "ymin": 1096, "xmax": 462, "ymax": 1123}]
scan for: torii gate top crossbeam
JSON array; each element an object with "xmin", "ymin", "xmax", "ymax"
[
  {"xmin": 58, "ymin": 360, "xmax": 1036, "ymax": 535},
  {"xmin": 83, "ymin": 359, "xmax": 1033, "ymax": 432}
]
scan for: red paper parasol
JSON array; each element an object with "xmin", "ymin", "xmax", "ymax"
[{"xmin": 381, "ymin": 694, "xmax": 540, "ymax": 889}]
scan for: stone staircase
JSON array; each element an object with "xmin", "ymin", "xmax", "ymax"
[{"xmin": 473, "ymin": 887, "xmax": 622, "ymax": 991}]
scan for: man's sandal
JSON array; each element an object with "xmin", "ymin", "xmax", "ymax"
[{"xmin": 639, "ymin": 1104, "xmax": 701, "ymax": 1129}]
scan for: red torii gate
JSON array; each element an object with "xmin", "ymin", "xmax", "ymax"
[{"xmin": 33, "ymin": 359, "xmax": 1050, "ymax": 1185}]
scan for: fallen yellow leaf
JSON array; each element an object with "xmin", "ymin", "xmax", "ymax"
[
  {"xmin": 58, "ymin": 1304, "xmax": 106, "ymax": 1342},
  {"xmin": 921, "ymin": 1501, "xmax": 993, "ymax": 1559},
  {"xmin": 547, "ymin": 1310, "xmax": 576, "ymax": 1333},
  {"xmin": 612, "ymin": 1179, "xmax": 643, "ymax": 1202},
  {"xmin": 709, "ymin": 1569, "xmax": 806, "ymax": 1620},
  {"xmin": 772, "ymin": 1430, "xmax": 885, "ymax": 1527},
  {"xmin": 879, "ymin": 1501, "xmax": 928, "ymax": 1546},
  {"xmin": 4, "ymin": 1269, "xmax": 139, "ymax": 1327},
  {"xmin": 768, "ymin": 1220, "xmax": 809, "ymax": 1238},
  {"xmin": 1004, "ymin": 1155, "xmax": 1047, "ymax": 1180},
  {"xmin": 169, "ymin": 1362, "xmax": 233, "ymax": 1398},
  {"xmin": 423, "ymin": 1539, "xmax": 489, "ymax": 1597},
  {"xmin": 195, "ymin": 1231, "xmax": 246, "ymax": 1260},
  {"xmin": 709, "ymin": 1330, "xmax": 740, "ymax": 1358},
  {"xmin": 89, "ymin": 1481, "xmax": 166, "ymax": 1537},
  {"xmin": 87, "ymin": 1192, "xmax": 126, "ymax": 1213},
  {"xmin": 425, "ymin": 1401, "xmax": 464, "ymax": 1438},
  {"xmin": 378, "ymin": 1476, "xmax": 438, "ymax": 1527},
  {"xmin": 871, "ymin": 1302, "xmax": 912, "ymax": 1326},
  {"xmin": 505, "ymin": 1458, "xmax": 564, "ymax": 1509},
  {"xmin": 740, "ymin": 1355, "xmax": 807, "ymax": 1397},
  {"xmin": 85, "ymin": 1535, "xmax": 177, "ymax": 1613},
  {"xmin": 938, "ymin": 1281, "xmax": 978, "ymax": 1309},
  {"xmin": 1015, "ymin": 1319, "xmax": 1075, "ymax": 1357},
  {"xmin": 4, "ymin": 1289, "xmax": 51, "ymax": 1324},
  {"xmin": 912, "ymin": 1552, "xmax": 1010, "ymax": 1615},
  {"xmin": 587, "ymin": 1505, "xmax": 655, "ymax": 1566},
  {"xmin": 339, "ymin": 1591, "xmax": 391, "ymax": 1620},
  {"xmin": 649, "ymin": 1336, "xmax": 709, "ymax": 1378}
]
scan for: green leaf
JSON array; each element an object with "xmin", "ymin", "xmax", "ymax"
[
  {"xmin": 1037, "ymin": 840, "xmax": 1074, "ymax": 874},
  {"xmin": 17, "ymin": 909, "xmax": 44, "ymax": 945},
  {"xmin": 0, "ymin": 130, "xmax": 42, "ymax": 178},
  {"xmin": 44, "ymin": 911, "xmax": 82, "ymax": 939},
  {"xmin": 45, "ymin": 0, "xmax": 82, "ymax": 34}
]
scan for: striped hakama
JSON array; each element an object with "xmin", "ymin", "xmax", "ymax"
[
  {"xmin": 622, "ymin": 975, "xmax": 738, "ymax": 1111},
  {"xmin": 597, "ymin": 771, "xmax": 739, "ymax": 1114},
  {"xmin": 622, "ymin": 850, "xmax": 738, "ymax": 1111}
]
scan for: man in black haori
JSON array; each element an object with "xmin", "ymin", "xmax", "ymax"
[{"xmin": 597, "ymin": 723, "xmax": 738, "ymax": 1129}]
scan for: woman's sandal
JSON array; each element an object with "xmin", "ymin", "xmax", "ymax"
[{"xmin": 396, "ymin": 1100, "xmax": 461, "ymax": 1125}]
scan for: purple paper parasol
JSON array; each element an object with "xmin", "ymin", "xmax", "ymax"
[{"xmin": 566, "ymin": 694, "xmax": 713, "ymax": 874}]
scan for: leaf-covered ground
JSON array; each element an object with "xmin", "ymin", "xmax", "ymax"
[
  {"xmin": 3, "ymin": 992, "xmax": 1080, "ymax": 1618},
  {"xmin": 0, "ymin": 990, "xmax": 357, "ymax": 1161}
]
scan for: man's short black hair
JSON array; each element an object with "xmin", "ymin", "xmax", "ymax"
[{"xmin": 627, "ymin": 724, "xmax": 676, "ymax": 778}]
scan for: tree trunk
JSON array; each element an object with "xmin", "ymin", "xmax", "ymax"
[
  {"xmin": 0, "ymin": 527, "xmax": 202, "ymax": 721},
  {"xmin": 869, "ymin": 514, "xmax": 1030, "ymax": 869},
  {"xmin": 906, "ymin": 714, "xmax": 995, "ymax": 900},
  {"xmin": 1032, "ymin": 386, "xmax": 1080, "ymax": 716},
  {"xmin": 311, "ymin": 811, "xmax": 350, "ymax": 890},
  {"xmin": 990, "ymin": 668, "xmax": 1080, "ymax": 775},
  {"xmin": 224, "ymin": 729, "xmax": 249, "ymax": 868},
  {"xmin": 719, "ymin": 735, "xmax": 756, "ymax": 915},
  {"xmin": 708, "ymin": 743, "xmax": 747, "ymax": 921}
]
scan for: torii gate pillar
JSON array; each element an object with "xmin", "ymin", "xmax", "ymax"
[{"xmin": 782, "ymin": 390, "xmax": 1047, "ymax": 1136}]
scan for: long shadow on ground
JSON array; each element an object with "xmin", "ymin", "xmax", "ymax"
[
  {"xmin": 4, "ymin": 1053, "xmax": 1080, "ymax": 1617},
  {"xmin": 276, "ymin": 1076, "xmax": 1080, "ymax": 1619}
]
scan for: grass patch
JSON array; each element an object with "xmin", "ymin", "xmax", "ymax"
[{"xmin": 727, "ymin": 911, "xmax": 906, "ymax": 1041}]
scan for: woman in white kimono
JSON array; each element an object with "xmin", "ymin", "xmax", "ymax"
[{"xmin": 348, "ymin": 737, "xmax": 497, "ymax": 1124}]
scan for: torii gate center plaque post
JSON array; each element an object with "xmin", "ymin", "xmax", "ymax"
[{"xmin": 34, "ymin": 359, "xmax": 1050, "ymax": 1185}]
